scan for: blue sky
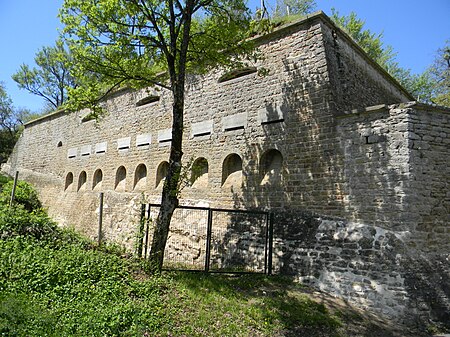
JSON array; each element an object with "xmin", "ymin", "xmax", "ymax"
[{"xmin": 0, "ymin": 0, "xmax": 449, "ymax": 113}]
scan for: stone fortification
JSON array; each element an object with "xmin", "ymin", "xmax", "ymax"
[{"xmin": 3, "ymin": 12, "xmax": 449, "ymax": 329}]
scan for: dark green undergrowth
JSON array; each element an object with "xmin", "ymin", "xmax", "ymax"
[
  {"xmin": 0, "ymin": 179, "xmax": 343, "ymax": 336},
  {"xmin": 0, "ymin": 236, "xmax": 343, "ymax": 336}
]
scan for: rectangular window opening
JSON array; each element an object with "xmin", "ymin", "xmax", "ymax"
[
  {"xmin": 224, "ymin": 125, "xmax": 245, "ymax": 132},
  {"xmin": 193, "ymin": 131, "xmax": 211, "ymax": 137},
  {"xmin": 261, "ymin": 118, "xmax": 284, "ymax": 125}
]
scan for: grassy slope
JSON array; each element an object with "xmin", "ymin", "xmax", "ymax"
[
  {"xmin": 0, "ymin": 237, "xmax": 431, "ymax": 337},
  {"xmin": 0, "ymin": 174, "xmax": 433, "ymax": 336}
]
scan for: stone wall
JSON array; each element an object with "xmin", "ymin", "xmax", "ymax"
[{"xmin": 2, "ymin": 12, "xmax": 448, "ymax": 329}]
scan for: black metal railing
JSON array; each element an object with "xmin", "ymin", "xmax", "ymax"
[{"xmin": 138, "ymin": 204, "xmax": 273, "ymax": 274}]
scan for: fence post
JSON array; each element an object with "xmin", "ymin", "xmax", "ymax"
[
  {"xmin": 205, "ymin": 208, "xmax": 213, "ymax": 272},
  {"xmin": 264, "ymin": 212, "xmax": 269, "ymax": 274},
  {"xmin": 136, "ymin": 203, "xmax": 146, "ymax": 257},
  {"xmin": 9, "ymin": 171, "xmax": 19, "ymax": 207},
  {"xmin": 144, "ymin": 205, "xmax": 151, "ymax": 258},
  {"xmin": 98, "ymin": 192, "xmax": 104, "ymax": 246},
  {"xmin": 268, "ymin": 212, "xmax": 274, "ymax": 275}
]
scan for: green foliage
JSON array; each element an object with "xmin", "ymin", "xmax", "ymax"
[
  {"xmin": 0, "ymin": 180, "xmax": 42, "ymax": 211},
  {"xmin": 0, "ymin": 203, "xmax": 59, "ymax": 241},
  {"xmin": 0, "ymin": 292, "xmax": 56, "ymax": 337},
  {"xmin": 0, "ymin": 231, "xmax": 345, "ymax": 337},
  {"xmin": 0, "ymin": 237, "xmax": 170, "ymax": 337},
  {"xmin": 0, "ymin": 180, "xmax": 58, "ymax": 241},
  {"xmin": 331, "ymin": 9, "xmax": 394, "ymax": 69},
  {"xmin": 274, "ymin": 0, "xmax": 316, "ymax": 17},
  {"xmin": 427, "ymin": 41, "xmax": 450, "ymax": 107},
  {"xmin": 60, "ymin": 0, "xmax": 255, "ymax": 114},
  {"xmin": 12, "ymin": 39, "xmax": 76, "ymax": 112},
  {"xmin": 0, "ymin": 173, "xmax": 12, "ymax": 188},
  {"xmin": 0, "ymin": 83, "xmax": 29, "ymax": 164}
]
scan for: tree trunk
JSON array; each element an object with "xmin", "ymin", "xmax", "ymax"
[
  {"xmin": 147, "ymin": 94, "xmax": 184, "ymax": 273},
  {"xmin": 147, "ymin": 0, "xmax": 194, "ymax": 274}
]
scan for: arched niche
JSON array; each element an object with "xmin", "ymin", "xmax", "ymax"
[
  {"xmin": 260, "ymin": 149, "xmax": 283, "ymax": 185},
  {"xmin": 156, "ymin": 161, "xmax": 169, "ymax": 189},
  {"xmin": 115, "ymin": 166, "xmax": 127, "ymax": 191},
  {"xmin": 191, "ymin": 157, "xmax": 209, "ymax": 188},
  {"xmin": 78, "ymin": 171, "xmax": 87, "ymax": 191},
  {"xmin": 65, "ymin": 172, "xmax": 73, "ymax": 191},
  {"xmin": 221, "ymin": 153, "xmax": 242, "ymax": 188},
  {"xmin": 92, "ymin": 169, "xmax": 103, "ymax": 191},
  {"xmin": 134, "ymin": 164, "xmax": 147, "ymax": 190}
]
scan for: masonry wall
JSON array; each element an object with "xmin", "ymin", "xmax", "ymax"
[{"xmin": 3, "ymin": 13, "xmax": 449, "ymax": 328}]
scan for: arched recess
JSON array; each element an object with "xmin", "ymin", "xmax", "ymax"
[
  {"xmin": 221, "ymin": 153, "xmax": 242, "ymax": 188},
  {"xmin": 115, "ymin": 166, "xmax": 127, "ymax": 191},
  {"xmin": 156, "ymin": 161, "xmax": 169, "ymax": 188},
  {"xmin": 92, "ymin": 169, "xmax": 103, "ymax": 191},
  {"xmin": 57, "ymin": 141, "xmax": 63, "ymax": 147},
  {"xmin": 191, "ymin": 157, "xmax": 208, "ymax": 188},
  {"xmin": 134, "ymin": 164, "xmax": 147, "ymax": 190},
  {"xmin": 260, "ymin": 149, "xmax": 283, "ymax": 186},
  {"xmin": 78, "ymin": 171, "xmax": 87, "ymax": 191},
  {"xmin": 65, "ymin": 172, "xmax": 73, "ymax": 191}
]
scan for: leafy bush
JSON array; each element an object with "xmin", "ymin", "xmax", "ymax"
[
  {"xmin": 0, "ymin": 180, "xmax": 41, "ymax": 211},
  {"xmin": 0, "ymin": 237, "xmax": 170, "ymax": 336},
  {"xmin": 0, "ymin": 173, "xmax": 11, "ymax": 189},
  {"xmin": 0, "ymin": 203, "xmax": 57, "ymax": 240}
]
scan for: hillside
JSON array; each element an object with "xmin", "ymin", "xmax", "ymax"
[{"xmin": 0, "ymin": 175, "xmax": 441, "ymax": 336}]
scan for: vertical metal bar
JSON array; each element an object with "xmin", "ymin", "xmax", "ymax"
[
  {"xmin": 144, "ymin": 205, "xmax": 151, "ymax": 258},
  {"xmin": 205, "ymin": 208, "xmax": 213, "ymax": 272},
  {"xmin": 268, "ymin": 212, "xmax": 274, "ymax": 275},
  {"xmin": 9, "ymin": 171, "xmax": 19, "ymax": 207},
  {"xmin": 98, "ymin": 192, "xmax": 104, "ymax": 246},
  {"xmin": 137, "ymin": 203, "xmax": 146, "ymax": 257},
  {"xmin": 264, "ymin": 212, "xmax": 269, "ymax": 274}
]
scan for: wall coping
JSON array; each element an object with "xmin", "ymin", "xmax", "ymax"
[
  {"xmin": 337, "ymin": 101, "xmax": 450, "ymax": 119},
  {"xmin": 24, "ymin": 11, "xmax": 417, "ymax": 128},
  {"xmin": 24, "ymin": 108, "xmax": 71, "ymax": 128}
]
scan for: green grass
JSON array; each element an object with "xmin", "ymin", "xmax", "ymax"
[
  {"xmin": 0, "ymin": 178, "xmax": 344, "ymax": 336},
  {"xmin": 0, "ymin": 178, "xmax": 429, "ymax": 337},
  {"xmin": 0, "ymin": 234, "xmax": 343, "ymax": 337}
]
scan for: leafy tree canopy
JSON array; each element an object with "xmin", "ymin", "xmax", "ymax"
[
  {"xmin": 329, "ymin": 9, "xmax": 444, "ymax": 104},
  {"xmin": 60, "ymin": 0, "xmax": 255, "ymax": 272},
  {"xmin": 60, "ymin": 0, "xmax": 254, "ymax": 114},
  {"xmin": 426, "ymin": 41, "xmax": 450, "ymax": 107},
  {"xmin": 274, "ymin": 0, "xmax": 316, "ymax": 17},
  {"xmin": 0, "ymin": 83, "xmax": 32, "ymax": 164},
  {"xmin": 12, "ymin": 39, "xmax": 76, "ymax": 112}
]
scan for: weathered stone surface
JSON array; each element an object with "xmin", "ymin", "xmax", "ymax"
[{"xmin": 1, "ymin": 12, "xmax": 449, "ymax": 330}]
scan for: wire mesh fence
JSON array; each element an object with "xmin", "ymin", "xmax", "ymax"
[{"xmin": 138, "ymin": 204, "xmax": 273, "ymax": 274}]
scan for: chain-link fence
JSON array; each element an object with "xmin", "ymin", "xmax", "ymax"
[{"xmin": 138, "ymin": 204, "xmax": 273, "ymax": 274}]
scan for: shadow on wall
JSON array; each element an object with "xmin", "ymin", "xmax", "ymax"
[
  {"xmin": 212, "ymin": 57, "xmax": 449, "ymax": 327},
  {"xmin": 337, "ymin": 110, "xmax": 411, "ymax": 230}
]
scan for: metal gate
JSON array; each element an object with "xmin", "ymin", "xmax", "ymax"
[{"xmin": 137, "ymin": 204, "xmax": 273, "ymax": 274}]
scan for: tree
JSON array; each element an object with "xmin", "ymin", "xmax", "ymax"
[
  {"xmin": 330, "ymin": 9, "xmax": 437, "ymax": 102},
  {"xmin": 0, "ymin": 83, "xmax": 31, "ymax": 164},
  {"xmin": 275, "ymin": 0, "xmax": 315, "ymax": 17},
  {"xmin": 12, "ymin": 40, "xmax": 76, "ymax": 112},
  {"xmin": 60, "ymin": 0, "xmax": 254, "ymax": 272},
  {"xmin": 331, "ymin": 10, "xmax": 450, "ymax": 106},
  {"xmin": 427, "ymin": 41, "xmax": 450, "ymax": 107},
  {"xmin": 330, "ymin": 9, "xmax": 396, "ymax": 71}
]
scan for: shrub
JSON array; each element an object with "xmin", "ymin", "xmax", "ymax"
[
  {"xmin": 0, "ymin": 203, "xmax": 58, "ymax": 240},
  {"xmin": 0, "ymin": 180, "xmax": 41, "ymax": 211},
  {"xmin": 0, "ymin": 173, "xmax": 11, "ymax": 189}
]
